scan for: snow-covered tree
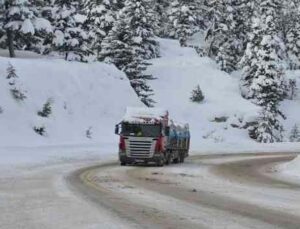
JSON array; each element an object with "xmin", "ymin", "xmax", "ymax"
[
  {"xmin": 100, "ymin": 9, "xmax": 155, "ymax": 106},
  {"xmin": 290, "ymin": 124, "xmax": 300, "ymax": 142},
  {"xmin": 120, "ymin": 0, "xmax": 159, "ymax": 59},
  {"xmin": 84, "ymin": 0, "xmax": 117, "ymax": 58},
  {"xmin": 190, "ymin": 85, "xmax": 204, "ymax": 103},
  {"xmin": 283, "ymin": 0, "xmax": 300, "ymax": 69},
  {"xmin": 125, "ymin": 56, "xmax": 155, "ymax": 107},
  {"xmin": 206, "ymin": 0, "xmax": 252, "ymax": 72},
  {"xmin": 241, "ymin": 0, "xmax": 286, "ymax": 103},
  {"xmin": 37, "ymin": 98, "xmax": 53, "ymax": 118},
  {"xmin": 6, "ymin": 63, "xmax": 27, "ymax": 101},
  {"xmin": 152, "ymin": 0, "xmax": 170, "ymax": 37},
  {"xmin": 100, "ymin": 18, "xmax": 133, "ymax": 69},
  {"xmin": 0, "ymin": 1, "xmax": 5, "ymax": 48},
  {"xmin": 241, "ymin": 0, "xmax": 286, "ymax": 142},
  {"xmin": 168, "ymin": 0, "xmax": 199, "ymax": 46},
  {"xmin": 2, "ymin": 0, "xmax": 52, "ymax": 57},
  {"xmin": 250, "ymin": 106, "xmax": 284, "ymax": 143},
  {"xmin": 52, "ymin": 0, "xmax": 95, "ymax": 62}
]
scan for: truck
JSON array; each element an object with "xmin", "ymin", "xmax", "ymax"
[{"xmin": 115, "ymin": 107, "xmax": 190, "ymax": 166}]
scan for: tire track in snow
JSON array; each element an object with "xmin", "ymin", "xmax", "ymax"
[{"xmin": 68, "ymin": 153, "xmax": 300, "ymax": 229}]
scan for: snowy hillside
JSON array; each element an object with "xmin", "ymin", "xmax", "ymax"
[
  {"xmin": 0, "ymin": 56, "xmax": 142, "ymax": 147},
  {"xmin": 1, "ymin": 38, "xmax": 300, "ymax": 155},
  {"xmin": 149, "ymin": 39, "xmax": 259, "ymax": 148},
  {"xmin": 149, "ymin": 39, "xmax": 300, "ymax": 151}
]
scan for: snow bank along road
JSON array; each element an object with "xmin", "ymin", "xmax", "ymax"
[
  {"xmin": 1, "ymin": 153, "xmax": 300, "ymax": 229},
  {"xmin": 67, "ymin": 152, "xmax": 300, "ymax": 229}
]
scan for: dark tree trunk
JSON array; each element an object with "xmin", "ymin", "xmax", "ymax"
[{"xmin": 7, "ymin": 29, "xmax": 15, "ymax": 58}]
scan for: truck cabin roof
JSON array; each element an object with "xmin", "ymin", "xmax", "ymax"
[{"xmin": 122, "ymin": 107, "xmax": 169, "ymax": 125}]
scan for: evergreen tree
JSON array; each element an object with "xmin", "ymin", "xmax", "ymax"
[
  {"xmin": 100, "ymin": 7, "xmax": 155, "ymax": 106},
  {"xmin": 0, "ymin": 1, "xmax": 5, "ymax": 48},
  {"xmin": 283, "ymin": 0, "xmax": 300, "ymax": 69},
  {"xmin": 84, "ymin": 0, "xmax": 117, "ymax": 58},
  {"xmin": 100, "ymin": 18, "xmax": 133, "ymax": 69},
  {"xmin": 2, "ymin": 0, "xmax": 52, "ymax": 57},
  {"xmin": 6, "ymin": 63, "xmax": 27, "ymax": 101},
  {"xmin": 206, "ymin": 0, "xmax": 252, "ymax": 72},
  {"xmin": 290, "ymin": 124, "xmax": 300, "ymax": 142},
  {"xmin": 190, "ymin": 85, "xmax": 204, "ymax": 103},
  {"xmin": 37, "ymin": 99, "xmax": 53, "ymax": 118},
  {"xmin": 168, "ymin": 0, "xmax": 199, "ymax": 46},
  {"xmin": 241, "ymin": 0, "xmax": 286, "ymax": 142},
  {"xmin": 124, "ymin": 56, "xmax": 155, "ymax": 107},
  {"xmin": 52, "ymin": 0, "xmax": 95, "ymax": 62},
  {"xmin": 120, "ymin": 0, "xmax": 159, "ymax": 59},
  {"xmin": 152, "ymin": 0, "xmax": 170, "ymax": 37},
  {"xmin": 250, "ymin": 106, "xmax": 284, "ymax": 143}
]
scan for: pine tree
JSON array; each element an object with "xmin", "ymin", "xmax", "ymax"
[
  {"xmin": 52, "ymin": 0, "xmax": 95, "ymax": 62},
  {"xmin": 168, "ymin": 0, "xmax": 199, "ymax": 47},
  {"xmin": 283, "ymin": 0, "xmax": 300, "ymax": 69},
  {"xmin": 0, "ymin": 1, "xmax": 5, "ymax": 48},
  {"xmin": 120, "ymin": 0, "xmax": 159, "ymax": 59},
  {"xmin": 241, "ymin": 0, "xmax": 286, "ymax": 143},
  {"xmin": 2, "ymin": 0, "xmax": 52, "ymax": 57},
  {"xmin": 206, "ymin": 0, "xmax": 252, "ymax": 73},
  {"xmin": 190, "ymin": 85, "xmax": 204, "ymax": 103},
  {"xmin": 152, "ymin": 0, "xmax": 170, "ymax": 37},
  {"xmin": 251, "ymin": 106, "xmax": 284, "ymax": 143},
  {"xmin": 84, "ymin": 0, "xmax": 117, "ymax": 58},
  {"xmin": 37, "ymin": 99, "xmax": 53, "ymax": 118},
  {"xmin": 290, "ymin": 124, "xmax": 300, "ymax": 142},
  {"xmin": 100, "ymin": 7, "xmax": 155, "ymax": 106},
  {"xmin": 124, "ymin": 57, "xmax": 155, "ymax": 107},
  {"xmin": 6, "ymin": 63, "xmax": 27, "ymax": 101},
  {"xmin": 100, "ymin": 18, "xmax": 133, "ymax": 69}
]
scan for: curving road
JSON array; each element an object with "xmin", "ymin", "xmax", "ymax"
[{"xmin": 68, "ymin": 152, "xmax": 300, "ymax": 229}]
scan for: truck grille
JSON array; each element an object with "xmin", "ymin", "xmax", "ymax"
[{"xmin": 126, "ymin": 138, "xmax": 155, "ymax": 158}]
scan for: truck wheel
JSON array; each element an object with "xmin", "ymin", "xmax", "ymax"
[
  {"xmin": 120, "ymin": 161, "xmax": 126, "ymax": 166},
  {"xmin": 179, "ymin": 153, "xmax": 185, "ymax": 163},
  {"xmin": 173, "ymin": 158, "xmax": 179, "ymax": 164},
  {"xmin": 165, "ymin": 152, "xmax": 171, "ymax": 165},
  {"xmin": 157, "ymin": 158, "xmax": 164, "ymax": 167}
]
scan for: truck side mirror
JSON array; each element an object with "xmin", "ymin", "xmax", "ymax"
[
  {"xmin": 165, "ymin": 127, "xmax": 170, "ymax": 136},
  {"xmin": 115, "ymin": 124, "xmax": 119, "ymax": 135}
]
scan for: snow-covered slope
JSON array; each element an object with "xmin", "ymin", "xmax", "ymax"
[
  {"xmin": 148, "ymin": 39, "xmax": 261, "ymax": 149},
  {"xmin": 277, "ymin": 156, "xmax": 300, "ymax": 182},
  {"xmin": 1, "ymin": 38, "xmax": 300, "ymax": 158},
  {"xmin": 0, "ymin": 56, "xmax": 142, "ymax": 147}
]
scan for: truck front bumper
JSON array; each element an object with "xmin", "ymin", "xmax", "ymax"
[{"xmin": 119, "ymin": 152, "xmax": 164, "ymax": 164}]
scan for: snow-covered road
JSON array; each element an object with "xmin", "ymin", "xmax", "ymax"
[
  {"xmin": 1, "ymin": 152, "xmax": 300, "ymax": 229},
  {"xmin": 68, "ymin": 153, "xmax": 300, "ymax": 229}
]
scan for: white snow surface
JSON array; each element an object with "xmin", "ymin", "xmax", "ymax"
[
  {"xmin": 277, "ymin": 155, "xmax": 300, "ymax": 181},
  {"xmin": 0, "ymin": 38, "xmax": 300, "ymax": 167},
  {"xmin": 148, "ymin": 38, "xmax": 261, "ymax": 148},
  {"xmin": 0, "ymin": 56, "xmax": 142, "ymax": 150}
]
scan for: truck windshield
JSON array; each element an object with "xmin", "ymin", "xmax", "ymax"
[{"xmin": 122, "ymin": 123, "xmax": 161, "ymax": 137}]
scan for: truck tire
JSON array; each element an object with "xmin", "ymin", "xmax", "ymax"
[
  {"xmin": 165, "ymin": 151, "xmax": 171, "ymax": 165},
  {"xmin": 173, "ymin": 157, "xmax": 179, "ymax": 164},
  {"xmin": 120, "ymin": 161, "xmax": 126, "ymax": 166},
  {"xmin": 157, "ymin": 158, "xmax": 164, "ymax": 167},
  {"xmin": 179, "ymin": 153, "xmax": 185, "ymax": 163}
]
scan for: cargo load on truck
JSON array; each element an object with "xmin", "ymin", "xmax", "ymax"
[{"xmin": 115, "ymin": 107, "xmax": 190, "ymax": 166}]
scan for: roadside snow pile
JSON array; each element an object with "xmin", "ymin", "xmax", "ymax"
[
  {"xmin": 278, "ymin": 156, "xmax": 300, "ymax": 180},
  {"xmin": 148, "ymin": 38, "xmax": 260, "ymax": 149},
  {"xmin": 0, "ymin": 55, "xmax": 142, "ymax": 147}
]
